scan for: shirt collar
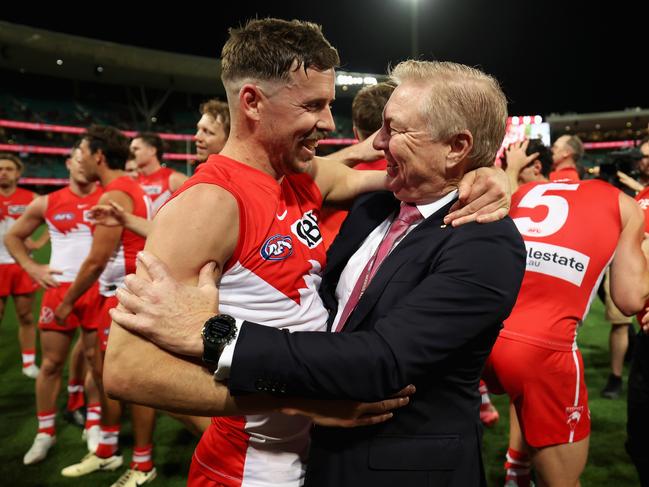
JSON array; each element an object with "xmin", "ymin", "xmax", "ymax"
[{"xmin": 410, "ymin": 189, "xmax": 459, "ymax": 220}]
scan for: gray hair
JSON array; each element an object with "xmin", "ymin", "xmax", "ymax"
[{"xmin": 389, "ymin": 60, "xmax": 508, "ymax": 169}]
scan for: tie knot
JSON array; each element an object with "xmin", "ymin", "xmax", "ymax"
[{"xmin": 397, "ymin": 203, "xmax": 422, "ymax": 225}]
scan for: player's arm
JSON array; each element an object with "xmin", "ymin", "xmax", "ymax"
[
  {"xmin": 90, "ymin": 200, "xmax": 153, "ymax": 238},
  {"xmin": 103, "ymin": 183, "xmax": 239, "ymax": 413},
  {"xmin": 25, "ymin": 226, "xmax": 50, "ymax": 251},
  {"xmin": 310, "ymin": 156, "xmax": 386, "ymax": 206},
  {"xmin": 609, "ymin": 192, "xmax": 649, "ymax": 315},
  {"xmin": 322, "ymin": 133, "xmax": 383, "ymax": 167},
  {"xmin": 56, "ymin": 190, "xmax": 131, "ymax": 322},
  {"xmin": 169, "ymin": 170, "xmax": 189, "ymax": 192},
  {"xmin": 311, "ymin": 157, "xmax": 511, "ymax": 226},
  {"xmin": 4, "ymin": 195, "xmax": 60, "ymax": 288}
]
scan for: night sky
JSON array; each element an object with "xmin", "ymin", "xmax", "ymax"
[{"xmin": 2, "ymin": 0, "xmax": 647, "ymax": 116}]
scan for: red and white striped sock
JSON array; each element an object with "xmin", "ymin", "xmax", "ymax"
[
  {"xmin": 130, "ymin": 444, "xmax": 154, "ymax": 472},
  {"xmin": 66, "ymin": 380, "xmax": 85, "ymax": 411},
  {"xmin": 504, "ymin": 448, "xmax": 532, "ymax": 487},
  {"xmin": 85, "ymin": 403, "xmax": 101, "ymax": 430},
  {"xmin": 22, "ymin": 349, "xmax": 36, "ymax": 369},
  {"xmin": 37, "ymin": 410, "xmax": 56, "ymax": 437},
  {"xmin": 479, "ymin": 379, "xmax": 491, "ymax": 405},
  {"xmin": 95, "ymin": 425, "xmax": 120, "ymax": 458}
]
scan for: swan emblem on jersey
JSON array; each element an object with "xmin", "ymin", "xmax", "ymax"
[
  {"xmin": 291, "ymin": 210, "xmax": 322, "ymax": 249},
  {"xmin": 260, "ymin": 234, "xmax": 294, "ymax": 261},
  {"xmin": 8, "ymin": 204, "xmax": 27, "ymax": 216}
]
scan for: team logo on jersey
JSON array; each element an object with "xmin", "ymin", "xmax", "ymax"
[
  {"xmin": 39, "ymin": 306, "xmax": 54, "ymax": 325},
  {"xmin": 260, "ymin": 234, "xmax": 294, "ymax": 261},
  {"xmin": 8, "ymin": 204, "xmax": 27, "ymax": 216},
  {"xmin": 291, "ymin": 210, "xmax": 322, "ymax": 249},
  {"xmin": 142, "ymin": 185, "xmax": 162, "ymax": 195},
  {"xmin": 524, "ymin": 241, "xmax": 590, "ymax": 287},
  {"xmin": 53, "ymin": 212, "xmax": 75, "ymax": 221},
  {"xmin": 565, "ymin": 406, "xmax": 584, "ymax": 432}
]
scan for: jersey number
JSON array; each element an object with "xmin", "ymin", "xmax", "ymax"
[{"xmin": 513, "ymin": 183, "xmax": 579, "ymax": 237}]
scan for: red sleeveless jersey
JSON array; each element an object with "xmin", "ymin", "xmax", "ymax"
[
  {"xmin": 0, "ymin": 187, "xmax": 34, "ymax": 263},
  {"xmin": 45, "ymin": 186, "xmax": 103, "ymax": 282},
  {"xmin": 98, "ymin": 176, "xmax": 149, "ymax": 296},
  {"xmin": 137, "ymin": 166, "xmax": 175, "ymax": 215},
  {"xmin": 503, "ymin": 179, "xmax": 621, "ymax": 351},
  {"xmin": 174, "ymin": 154, "xmax": 328, "ymax": 486}
]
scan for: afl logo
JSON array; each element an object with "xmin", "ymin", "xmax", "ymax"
[
  {"xmin": 53, "ymin": 212, "xmax": 75, "ymax": 221},
  {"xmin": 260, "ymin": 234, "xmax": 293, "ymax": 261}
]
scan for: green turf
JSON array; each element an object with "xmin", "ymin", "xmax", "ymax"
[{"xmin": 0, "ymin": 234, "xmax": 642, "ymax": 485}]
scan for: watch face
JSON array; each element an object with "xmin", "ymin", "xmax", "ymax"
[{"xmin": 203, "ymin": 316, "xmax": 235, "ymax": 345}]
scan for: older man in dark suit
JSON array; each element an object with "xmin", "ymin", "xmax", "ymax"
[{"xmin": 110, "ymin": 60, "xmax": 526, "ymax": 486}]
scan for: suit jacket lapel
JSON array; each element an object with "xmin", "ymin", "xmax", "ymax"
[
  {"xmin": 342, "ymin": 197, "xmax": 457, "ymax": 333},
  {"xmin": 321, "ymin": 192, "xmax": 399, "ymax": 330}
]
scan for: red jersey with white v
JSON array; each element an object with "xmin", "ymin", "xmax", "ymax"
[
  {"xmin": 176, "ymin": 155, "xmax": 328, "ymax": 487},
  {"xmin": 0, "ymin": 187, "xmax": 34, "ymax": 263},
  {"xmin": 45, "ymin": 186, "xmax": 103, "ymax": 282},
  {"xmin": 137, "ymin": 166, "xmax": 175, "ymax": 215},
  {"xmin": 98, "ymin": 176, "xmax": 149, "ymax": 296},
  {"xmin": 503, "ymin": 180, "xmax": 621, "ymax": 351}
]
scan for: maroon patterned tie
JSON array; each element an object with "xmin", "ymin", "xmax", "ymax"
[{"xmin": 333, "ymin": 204, "xmax": 422, "ymax": 332}]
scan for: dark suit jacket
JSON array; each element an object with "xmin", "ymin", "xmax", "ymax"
[{"xmin": 229, "ymin": 191, "xmax": 526, "ymax": 487}]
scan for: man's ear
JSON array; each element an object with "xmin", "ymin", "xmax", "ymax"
[
  {"xmin": 239, "ymin": 84, "xmax": 264, "ymax": 122},
  {"xmin": 446, "ymin": 130, "xmax": 473, "ymax": 169},
  {"xmin": 532, "ymin": 160, "xmax": 543, "ymax": 176}
]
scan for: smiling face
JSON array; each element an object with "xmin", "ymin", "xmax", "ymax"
[
  {"xmin": 195, "ymin": 114, "xmax": 228, "ymax": 162},
  {"xmin": 258, "ymin": 67, "xmax": 336, "ymax": 176},
  {"xmin": 373, "ymin": 81, "xmax": 449, "ymax": 204}
]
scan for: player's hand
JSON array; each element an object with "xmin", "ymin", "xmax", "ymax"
[
  {"xmin": 505, "ymin": 139, "xmax": 539, "ymax": 173},
  {"xmin": 110, "ymin": 251, "xmax": 219, "ymax": 357},
  {"xmin": 280, "ymin": 385, "xmax": 415, "ymax": 428},
  {"xmin": 26, "ymin": 263, "xmax": 62, "ymax": 288},
  {"xmin": 444, "ymin": 165, "xmax": 511, "ymax": 226},
  {"xmin": 54, "ymin": 301, "xmax": 73, "ymax": 325},
  {"xmin": 89, "ymin": 200, "xmax": 127, "ymax": 227},
  {"xmin": 617, "ymin": 171, "xmax": 645, "ymax": 193}
]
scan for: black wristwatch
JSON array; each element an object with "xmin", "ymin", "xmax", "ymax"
[{"xmin": 201, "ymin": 314, "xmax": 237, "ymax": 368}]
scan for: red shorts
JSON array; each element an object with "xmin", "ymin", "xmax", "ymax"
[
  {"xmin": 38, "ymin": 283, "xmax": 101, "ymax": 332},
  {"xmin": 98, "ymin": 295, "xmax": 118, "ymax": 352},
  {"xmin": 483, "ymin": 336, "xmax": 590, "ymax": 448},
  {"xmin": 0, "ymin": 263, "xmax": 38, "ymax": 297},
  {"xmin": 188, "ymin": 453, "xmax": 229, "ymax": 487}
]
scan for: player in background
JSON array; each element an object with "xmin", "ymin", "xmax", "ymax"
[
  {"xmin": 1, "ymin": 153, "xmax": 48, "ymax": 378},
  {"xmin": 6, "ymin": 146, "xmax": 103, "ymax": 464},
  {"xmin": 484, "ymin": 138, "xmax": 649, "ymax": 486}
]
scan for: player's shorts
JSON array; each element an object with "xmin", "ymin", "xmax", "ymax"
[
  {"xmin": 483, "ymin": 336, "xmax": 590, "ymax": 448},
  {"xmin": 38, "ymin": 282, "xmax": 101, "ymax": 332},
  {"xmin": 604, "ymin": 268, "xmax": 632, "ymax": 324},
  {"xmin": 188, "ymin": 454, "xmax": 229, "ymax": 487},
  {"xmin": 0, "ymin": 263, "xmax": 38, "ymax": 297},
  {"xmin": 97, "ymin": 295, "xmax": 118, "ymax": 352}
]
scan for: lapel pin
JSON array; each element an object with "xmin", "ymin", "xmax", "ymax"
[{"xmin": 440, "ymin": 224, "xmax": 447, "ymax": 228}]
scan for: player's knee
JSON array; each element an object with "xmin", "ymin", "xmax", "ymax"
[{"xmin": 41, "ymin": 357, "xmax": 65, "ymax": 376}]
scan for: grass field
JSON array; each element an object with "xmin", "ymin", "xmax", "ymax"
[{"xmin": 0, "ymin": 239, "xmax": 642, "ymax": 486}]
